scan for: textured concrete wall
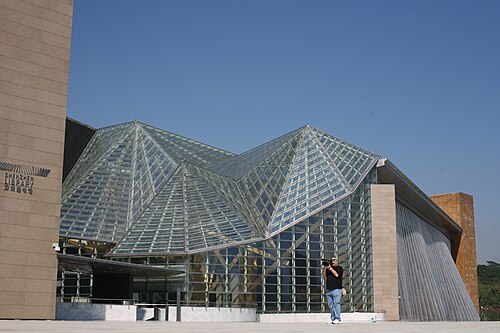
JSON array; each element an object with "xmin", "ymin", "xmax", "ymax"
[
  {"xmin": 430, "ymin": 192, "xmax": 479, "ymax": 313},
  {"xmin": 370, "ymin": 184, "xmax": 399, "ymax": 320},
  {"xmin": 168, "ymin": 306, "xmax": 257, "ymax": 322},
  {"xmin": 56, "ymin": 303, "xmax": 137, "ymax": 321},
  {"xmin": 0, "ymin": 0, "xmax": 73, "ymax": 319}
]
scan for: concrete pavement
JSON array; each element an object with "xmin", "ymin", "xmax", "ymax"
[{"xmin": 1, "ymin": 321, "xmax": 500, "ymax": 333}]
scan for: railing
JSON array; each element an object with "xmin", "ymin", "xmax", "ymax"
[
  {"xmin": 57, "ymin": 297, "xmax": 138, "ymax": 305},
  {"xmin": 57, "ymin": 296, "xmax": 257, "ymax": 309},
  {"xmin": 164, "ymin": 300, "xmax": 258, "ymax": 309}
]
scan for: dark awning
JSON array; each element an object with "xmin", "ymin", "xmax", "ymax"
[
  {"xmin": 57, "ymin": 253, "xmax": 184, "ymax": 277},
  {"xmin": 376, "ymin": 158, "xmax": 462, "ymax": 258}
]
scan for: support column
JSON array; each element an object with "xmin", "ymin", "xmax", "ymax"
[
  {"xmin": 371, "ymin": 184, "xmax": 399, "ymax": 320},
  {"xmin": 430, "ymin": 192, "xmax": 479, "ymax": 313}
]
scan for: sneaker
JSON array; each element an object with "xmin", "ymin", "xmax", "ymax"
[
  {"xmin": 332, "ymin": 319, "xmax": 341, "ymax": 324},
  {"xmin": 326, "ymin": 321, "xmax": 334, "ymax": 324}
]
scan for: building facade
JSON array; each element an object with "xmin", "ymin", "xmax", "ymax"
[
  {"xmin": 0, "ymin": 0, "xmax": 478, "ymax": 321},
  {"xmin": 0, "ymin": 0, "xmax": 73, "ymax": 320},
  {"xmin": 58, "ymin": 121, "xmax": 479, "ymax": 321}
]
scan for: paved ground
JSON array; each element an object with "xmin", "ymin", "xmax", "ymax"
[{"xmin": 1, "ymin": 321, "xmax": 500, "ymax": 333}]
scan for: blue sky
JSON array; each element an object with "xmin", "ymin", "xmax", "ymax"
[{"xmin": 67, "ymin": 0, "xmax": 500, "ymax": 263}]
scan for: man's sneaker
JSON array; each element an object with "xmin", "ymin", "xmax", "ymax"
[
  {"xmin": 332, "ymin": 319, "xmax": 341, "ymax": 324},
  {"xmin": 326, "ymin": 321, "xmax": 334, "ymax": 324}
]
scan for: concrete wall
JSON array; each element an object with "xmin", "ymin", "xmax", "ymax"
[
  {"xmin": 0, "ymin": 0, "xmax": 73, "ymax": 319},
  {"xmin": 56, "ymin": 303, "xmax": 137, "ymax": 321},
  {"xmin": 430, "ymin": 192, "xmax": 479, "ymax": 313},
  {"xmin": 168, "ymin": 306, "xmax": 257, "ymax": 322},
  {"xmin": 370, "ymin": 184, "xmax": 399, "ymax": 320}
]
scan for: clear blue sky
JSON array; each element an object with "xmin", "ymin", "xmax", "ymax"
[{"xmin": 67, "ymin": 0, "xmax": 500, "ymax": 263}]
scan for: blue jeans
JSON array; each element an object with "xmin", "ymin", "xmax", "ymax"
[{"xmin": 326, "ymin": 288, "xmax": 342, "ymax": 321}]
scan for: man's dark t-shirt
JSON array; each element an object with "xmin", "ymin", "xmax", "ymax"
[{"xmin": 326, "ymin": 265, "xmax": 343, "ymax": 290}]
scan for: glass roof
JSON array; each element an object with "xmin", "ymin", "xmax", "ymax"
[
  {"xmin": 111, "ymin": 162, "xmax": 264, "ymax": 255},
  {"xmin": 238, "ymin": 129, "xmax": 302, "ymax": 232},
  {"xmin": 60, "ymin": 123, "xmax": 137, "ymax": 242},
  {"xmin": 310, "ymin": 126, "xmax": 378, "ymax": 187},
  {"xmin": 60, "ymin": 122, "xmax": 379, "ymax": 255},
  {"xmin": 268, "ymin": 128, "xmax": 351, "ymax": 235},
  {"xmin": 141, "ymin": 123, "xmax": 235, "ymax": 167}
]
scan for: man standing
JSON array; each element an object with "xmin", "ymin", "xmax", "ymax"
[{"xmin": 322, "ymin": 257, "xmax": 343, "ymax": 324}]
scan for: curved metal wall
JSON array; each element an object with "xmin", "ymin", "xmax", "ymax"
[{"xmin": 396, "ymin": 202, "xmax": 479, "ymax": 321}]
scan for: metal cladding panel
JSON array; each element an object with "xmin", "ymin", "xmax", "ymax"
[
  {"xmin": 396, "ymin": 201, "xmax": 479, "ymax": 321},
  {"xmin": 63, "ymin": 118, "xmax": 96, "ymax": 182}
]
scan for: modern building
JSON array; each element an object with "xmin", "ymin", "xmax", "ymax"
[
  {"xmin": 0, "ymin": 0, "xmax": 74, "ymax": 320},
  {"xmin": 57, "ymin": 120, "xmax": 480, "ymax": 321},
  {"xmin": 0, "ymin": 0, "xmax": 479, "ymax": 322}
]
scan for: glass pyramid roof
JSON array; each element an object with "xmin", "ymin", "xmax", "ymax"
[
  {"xmin": 238, "ymin": 129, "xmax": 302, "ymax": 231},
  {"xmin": 61, "ymin": 122, "xmax": 379, "ymax": 254},
  {"xmin": 268, "ymin": 128, "xmax": 352, "ymax": 235},
  {"xmin": 111, "ymin": 162, "xmax": 264, "ymax": 255},
  {"xmin": 60, "ymin": 123, "xmax": 137, "ymax": 242},
  {"xmin": 60, "ymin": 121, "xmax": 232, "ymax": 243}
]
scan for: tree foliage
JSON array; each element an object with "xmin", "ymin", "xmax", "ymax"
[{"xmin": 477, "ymin": 261, "xmax": 500, "ymax": 320}]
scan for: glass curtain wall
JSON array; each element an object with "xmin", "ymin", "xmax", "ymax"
[
  {"xmin": 185, "ymin": 171, "xmax": 375, "ymax": 313},
  {"xmin": 58, "ymin": 171, "xmax": 375, "ymax": 313},
  {"xmin": 56, "ymin": 238, "xmax": 112, "ymax": 302}
]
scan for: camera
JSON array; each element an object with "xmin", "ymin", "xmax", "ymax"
[{"xmin": 321, "ymin": 258, "xmax": 332, "ymax": 266}]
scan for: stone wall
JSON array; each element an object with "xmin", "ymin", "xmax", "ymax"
[
  {"xmin": 430, "ymin": 192, "xmax": 480, "ymax": 313},
  {"xmin": 370, "ymin": 184, "xmax": 399, "ymax": 320},
  {"xmin": 0, "ymin": 0, "xmax": 73, "ymax": 319}
]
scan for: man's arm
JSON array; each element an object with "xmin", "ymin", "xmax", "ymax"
[
  {"xmin": 329, "ymin": 266, "xmax": 339, "ymax": 277},
  {"xmin": 323, "ymin": 265, "xmax": 339, "ymax": 277}
]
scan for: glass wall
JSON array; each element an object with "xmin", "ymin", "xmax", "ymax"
[
  {"xmin": 56, "ymin": 238, "xmax": 110, "ymax": 302},
  {"xmin": 58, "ymin": 171, "xmax": 375, "ymax": 313},
  {"xmin": 184, "ymin": 171, "xmax": 374, "ymax": 313}
]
